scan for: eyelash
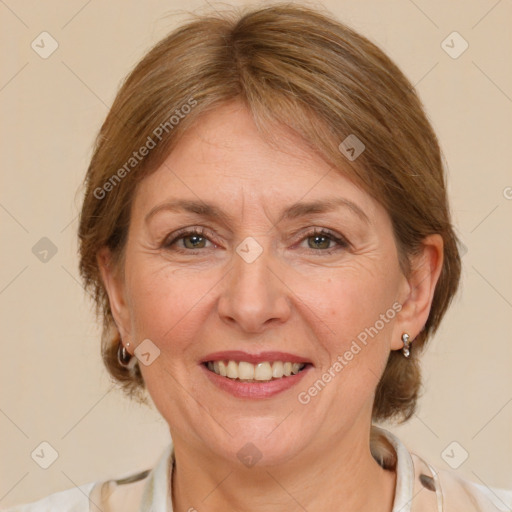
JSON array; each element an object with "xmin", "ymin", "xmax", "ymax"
[{"xmin": 161, "ymin": 226, "xmax": 350, "ymax": 255}]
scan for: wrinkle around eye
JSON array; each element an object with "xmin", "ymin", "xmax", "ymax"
[{"xmin": 141, "ymin": 213, "xmax": 376, "ymax": 257}]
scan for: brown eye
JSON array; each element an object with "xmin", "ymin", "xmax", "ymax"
[
  {"xmin": 162, "ymin": 227, "xmax": 215, "ymax": 251},
  {"xmin": 307, "ymin": 234, "xmax": 332, "ymax": 250},
  {"xmin": 300, "ymin": 228, "xmax": 349, "ymax": 253},
  {"xmin": 182, "ymin": 233, "xmax": 207, "ymax": 249}
]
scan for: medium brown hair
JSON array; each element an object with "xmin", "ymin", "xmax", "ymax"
[{"xmin": 78, "ymin": 3, "xmax": 461, "ymax": 426}]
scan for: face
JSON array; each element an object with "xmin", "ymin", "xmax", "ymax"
[{"xmin": 102, "ymin": 101, "xmax": 431, "ymax": 467}]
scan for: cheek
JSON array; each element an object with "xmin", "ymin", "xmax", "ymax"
[
  {"xmin": 309, "ymin": 267, "xmax": 397, "ymax": 333},
  {"xmin": 308, "ymin": 278, "xmax": 398, "ymax": 400},
  {"xmin": 125, "ymin": 259, "xmax": 213, "ymax": 350},
  {"xmin": 293, "ymin": 263, "xmax": 400, "ymax": 374}
]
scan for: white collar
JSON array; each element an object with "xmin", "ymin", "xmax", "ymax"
[
  {"xmin": 138, "ymin": 426, "xmax": 415, "ymax": 512},
  {"xmin": 375, "ymin": 426, "xmax": 416, "ymax": 512},
  {"xmin": 138, "ymin": 441, "xmax": 174, "ymax": 511}
]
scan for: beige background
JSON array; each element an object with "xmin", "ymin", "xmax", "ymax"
[{"xmin": 1, "ymin": 0, "xmax": 511, "ymax": 507}]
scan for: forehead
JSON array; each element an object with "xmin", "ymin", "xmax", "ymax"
[{"xmin": 132, "ymin": 102, "xmax": 379, "ymax": 222}]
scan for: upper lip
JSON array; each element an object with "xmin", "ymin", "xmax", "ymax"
[{"xmin": 201, "ymin": 350, "xmax": 312, "ymax": 365}]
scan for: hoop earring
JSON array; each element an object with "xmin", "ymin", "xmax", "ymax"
[
  {"xmin": 118, "ymin": 341, "xmax": 134, "ymax": 368},
  {"xmin": 402, "ymin": 333, "xmax": 412, "ymax": 358}
]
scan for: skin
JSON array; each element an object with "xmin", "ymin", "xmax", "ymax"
[{"xmin": 99, "ymin": 100, "xmax": 443, "ymax": 512}]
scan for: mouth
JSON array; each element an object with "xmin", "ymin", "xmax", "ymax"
[
  {"xmin": 202, "ymin": 360, "xmax": 311, "ymax": 382},
  {"xmin": 199, "ymin": 351, "xmax": 313, "ymax": 398}
]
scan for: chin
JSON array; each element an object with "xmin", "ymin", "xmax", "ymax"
[{"xmin": 214, "ymin": 423, "xmax": 308, "ymax": 468}]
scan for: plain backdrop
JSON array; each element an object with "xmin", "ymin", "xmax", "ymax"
[{"xmin": 1, "ymin": 0, "xmax": 511, "ymax": 507}]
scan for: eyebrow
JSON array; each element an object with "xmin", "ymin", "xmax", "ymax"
[{"xmin": 145, "ymin": 197, "xmax": 370, "ymax": 225}]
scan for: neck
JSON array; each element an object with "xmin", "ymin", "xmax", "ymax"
[{"xmin": 170, "ymin": 426, "xmax": 396, "ymax": 512}]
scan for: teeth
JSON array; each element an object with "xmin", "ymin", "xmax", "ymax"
[
  {"xmin": 226, "ymin": 360, "xmax": 238, "ymax": 379},
  {"xmin": 206, "ymin": 360, "xmax": 306, "ymax": 381},
  {"xmin": 272, "ymin": 361, "xmax": 284, "ymax": 378},
  {"xmin": 254, "ymin": 362, "xmax": 272, "ymax": 381},
  {"xmin": 239, "ymin": 361, "xmax": 255, "ymax": 380}
]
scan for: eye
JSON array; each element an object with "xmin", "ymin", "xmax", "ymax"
[
  {"xmin": 161, "ymin": 226, "xmax": 350, "ymax": 255},
  {"xmin": 299, "ymin": 228, "xmax": 349, "ymax": 253},
  {"xmin": 162, "ymin": 227, "xmax": 216, "ymax": 251}
]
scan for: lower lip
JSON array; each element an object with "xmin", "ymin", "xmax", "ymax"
[{"xmin": 200, "ymin": 363, "xmax": 312, "ymax": 399}]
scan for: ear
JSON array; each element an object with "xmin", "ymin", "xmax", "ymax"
[
  {"xmin": 97, "ymin": 247, "xmax": 133, "ymax": 346},
  {"xmin": 390, "ymin": 234, "xmax": 444, "ymax": 351}
]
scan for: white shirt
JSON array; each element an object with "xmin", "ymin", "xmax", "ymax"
[{"xmin": 4, "ymin": 427, "xmax": 512, "ymax": 511}]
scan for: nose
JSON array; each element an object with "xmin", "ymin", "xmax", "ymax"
[{"xmin": 217, "ymin": 240, "xmax": 292, "ymax": 333}]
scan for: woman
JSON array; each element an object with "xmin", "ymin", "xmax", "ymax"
[{"xmin": 7, "ymin": 4, "xmax": 511, "ymax": 511}]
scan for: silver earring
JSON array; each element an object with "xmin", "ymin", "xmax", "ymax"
[
  {"xmin": 402, "ymin": 333, "xmax": 411, "ymax": 358},
  {"xmin": 118, "ymin": 341, "xmax": 133, "ymax": 367}
]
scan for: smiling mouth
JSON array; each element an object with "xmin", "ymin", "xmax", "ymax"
[{"xmin": 203, "ymin": 360, "xmax": 310, "ymax": 382}]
